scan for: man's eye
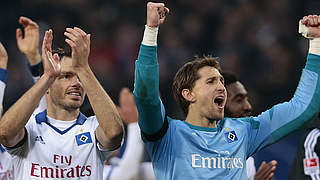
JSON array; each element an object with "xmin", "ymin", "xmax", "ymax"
[{"xmin": 60, "ymin": 74, "xmax": 71, "ymax": 79}]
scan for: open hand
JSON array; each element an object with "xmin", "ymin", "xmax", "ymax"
[
  {"xmin": 41, "ymin": 29, "xmax": 60, "ymax": 78},
  {"xmin": 254, "ymin": 160, "xmax": 277, "ymax": 180},
  {"xmin": 64, "ymin": 27, "xmax": 90, "ymax": 69},
  {"xmin": 16, "ymin": 16, "xmax": 41, "ymax": 65},
  {"xmin": 118, "ymin": 88, "xmax": 138, "ymax": 125}
]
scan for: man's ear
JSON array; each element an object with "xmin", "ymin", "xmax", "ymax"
[{"xmin": 182, "ymin": 89, "xmax": 196, "ymax": 103}]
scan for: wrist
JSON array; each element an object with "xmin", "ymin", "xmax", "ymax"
[
  {"xmin": 142, "ymin": 25, "xmax": 158, "ymax": 46},
  {"xmin": 76, "ymin": 65, "xmax": 92, "ymax": 76},
  {"xmin": 28, "ymin": 61, "xmax": 42, "ymax": 77},
  {"xmin": 42, "ymin": 72, "xmax": 57, "ymax": 84},
  {"xmin": 25, "ymin": 52, "xmax": 41, "ymax": 66}
]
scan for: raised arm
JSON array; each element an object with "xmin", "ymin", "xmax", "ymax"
[
  {"xmin": 64, "ymin": 27, "xmax": 123, "ymax": 150},
  {"xmin": 16, "ymin": 16, "xmax": 41, "ymax": 66},
  {"xmin": 0, "ymin": 30, "xmax": 60, "ymax": 147},
  {"xmin": 107, "ymin": 88, "xmax": 148, "ymax": 180},
  {"xmin": 16, "ymin": 16, "xmax": 46, "ymax": 113},
  {"xmin": 248, "ymin": 15, "xmax": 320, "ymax": 155},
  {"xmin": 134, "ymin": 2, "xmax": 169, "ymax": 139}
]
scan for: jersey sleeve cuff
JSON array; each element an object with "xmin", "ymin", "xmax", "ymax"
[
  {"xmin": 0, "ymin": 68, "xmax": 8, "ymax": 83},
  {"xmin": 27, "ymin": 61, "xmax": 42, "ymax": 77},
  {"xmin": 142, "ymin": 25, "xmax": 158, "ymax": 46},
  {"xmin": 309, "ymin": 38, "xmax": 320, "ymax": 56}
]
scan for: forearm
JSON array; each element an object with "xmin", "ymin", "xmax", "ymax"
[
  {"xmin": 25, "ymin": 51, "xmax": 41, "ymax": 66},
  {"xmin": 77, "ymin": 66, "xmax": 123, "ymax": 149},
  {"xmin": 0, "ymin": 74, "xmax": 54, "ymax": 147},
  {"xmin": 134, "ymin": 26, "xmax": 165, "ymax": 135}
]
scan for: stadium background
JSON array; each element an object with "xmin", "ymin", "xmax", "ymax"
[{"xmin": 1, "ymin": 0, "xmax": 319, "ymax": 179}]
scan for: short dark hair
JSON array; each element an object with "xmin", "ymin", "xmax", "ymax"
[
  {"xmin": 52, "ymin": 47, "xmax": 72, "ymax": 59},
  {"xmin": 221, "ymin": 72, "xmax": 238, "ymax": 86},
  {"xmin": 39, "ymin": 47, "xmax": 72, "ymax": 76},
  {"xmin": 172, "ymin": 56, "xmax": 221, "ymax": 117}
]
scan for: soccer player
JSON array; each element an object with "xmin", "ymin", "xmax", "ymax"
[
  {"xmin": 1, "ymin": 16, "xmax": 43, "ymax": 180},
  {"xmin": 0, "ymin": 26, "xmax": 124, "ymax": 179},
  {"xmin": 289, "ymin": 111, "xmax": 320, "ymax": 180},
  {"xmin": 134, "ymin": 2, "xmax": 320, "ymax": 179},
  {"xmin": 223, "ymin": 72, "xmax": 277, "ymax": 180},
  {"xmin": 103, "ymin": 88, "xmax": 155, "ymax": 180},
  {"xmin": 0, "ymin": 42, "xmax": 13, "ymax": 180}
]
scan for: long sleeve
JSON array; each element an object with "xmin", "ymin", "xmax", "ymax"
[
  {"xmin": 134, "ymin": 41, "xmax": 165, "ymax": 136},
  {"xmin": 247, "ymin": 53, "xmax": 320, "ymax": 156}
]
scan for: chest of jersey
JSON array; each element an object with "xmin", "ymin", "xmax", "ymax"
[{"xmin": 146, "ymin": 119, "xmax": 249, "ymax": 180}]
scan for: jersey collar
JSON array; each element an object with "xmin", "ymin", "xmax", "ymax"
[
  {"xmin": 35, "ymin": 110, "xmax": 87, "ymax": 135},
  {"xmin": 0, "ymin": 144, "xmax": 5, "ymax": 152},
  {"xmin": 182, "ymin": 118, "xmax": 226, "ymax": 132},
  {"xmin": 35, "ymin": 109, "xmax": 87, "ymax": 125}
]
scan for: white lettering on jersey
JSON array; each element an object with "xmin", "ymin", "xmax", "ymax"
[{"xmin": 191, "ymin": 154, "xmax": 243, "ymax": 169}]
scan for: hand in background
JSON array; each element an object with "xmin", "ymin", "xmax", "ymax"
[
  {"xmin": 254, "ymin": 160, "xmax": 277, "ymax": 180},
  {"xmin": 16, "ymin": 16, "xmax": 41, "ymax": 65},
  {"xmin": 118, "ymin": 88, "xmax": 138, "ymax": 125}
]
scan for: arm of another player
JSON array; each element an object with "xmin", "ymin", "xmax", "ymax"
[
  {"xmin": 0, "ymin": 30, "xmax": 60, "ymax": 147},
  {"xmin": 247, "ymin": 15, "xmax": 320, "ymax": 154},
  {"xmin": 0, "ymin": 42, "xmax": 8, "ymax": 117},
  {"xmin": 134, "ymin": 2, "xmax": 169, "ymax": 139},
  {"xmin": 108, "ymin": 88, "xmax": 146, "ymax": 180},
  {"xmin": 64, "ymin": 27, "xmax": 123, "ymax": 150},
  {"xmin": 16, "ymin": 16, "xmax": 46, "ymax": 113},
  {"xmin": 16, "ymin": 16, "xmax": 43, "ymax": 82},
  {"xmin": 16, "ymin": 16, "xmax": 41, "ymax": 66}
]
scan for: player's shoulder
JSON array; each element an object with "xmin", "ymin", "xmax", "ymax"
[
  {"xmin": 222, "ymin": 117, "xmax": 259, "ymax": 129},
  {"xmin": 80, "ymin": 115, "xmax": 100, "ymax": 129},
  {"xmin": 166, "ymin": 117, "xmax": 186, "ymax": 128},
  {"xmin": 25, "ymin": 112, "xmax": 38, "ymax": 127}
]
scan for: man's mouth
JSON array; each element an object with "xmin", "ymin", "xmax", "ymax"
[
  {"xmin": 213, "ymin": 95, "xmax": 225, "ymax": 109},
  {"xmin": 66, "ymin": 90, "xmax": 82, "ymax": 99}
]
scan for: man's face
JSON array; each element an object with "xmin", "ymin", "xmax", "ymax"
[
  {"xmin": 48, "ymin": 57, "xmax": 85, "ymax": 110},
  {"xmin": 189, "ymin": 66, "xmax": 227, "ymax": 120},
  {"xmin": 225, "ymin": 81, "xmax": 252, "ymax": 118}
]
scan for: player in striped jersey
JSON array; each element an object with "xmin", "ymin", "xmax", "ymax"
[
  {"xmin": 289, "ymin": 112, "xmax": 320, "ymax": 180},
  {"xmin": 0, "ymin": 26, "xmax": 124, "ymax": 179},
  {"xmin": 134, "ymin": 3, "xmax": 320, "ymax": 179}
]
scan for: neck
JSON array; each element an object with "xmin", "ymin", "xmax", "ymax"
[
  {"xmin": 185, "ymin": 109, "xmax": 218, "ymax": 128},
  {"xmin": 47, "ymin": 104, "xmax": 80, "ymax": 121}
]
